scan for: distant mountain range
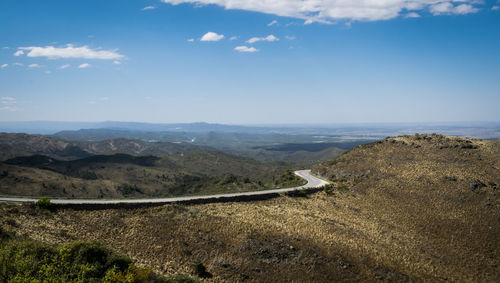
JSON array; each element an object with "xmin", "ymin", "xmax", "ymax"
[{"xmin": 1, "ymin": 120, "xmax": 499, "ymax": 139}]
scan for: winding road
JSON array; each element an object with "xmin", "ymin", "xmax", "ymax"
[{"xmin": 0, "ymin": 170, "xmax": 328, "ymax": 205}]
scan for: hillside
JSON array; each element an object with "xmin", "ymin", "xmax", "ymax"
[
  {"xmin": 0, "ymin": 150, "xmax": 305, "ymax": 198},
  {"xmin": 0, "ymin": 133, "xmax": 201, "ymax": 161},
  {"xmin": 1, "ymin": 134, "xmax": 498, "ymax": 281},
  {"xmin": 313, "ymin": 134, "xmax": 499, "ymax": 281},
  {"xmin": 0, "ymin": 133, "xmax": 91, "ymax": 161},
  {"xmin": 52, "ymin": 129, "xmax": 363, "ymax": 163}
]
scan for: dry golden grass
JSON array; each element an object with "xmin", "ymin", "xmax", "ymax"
[{"xmin": 1, "ymin": 134, "xmax": 498, "ymax": 282}]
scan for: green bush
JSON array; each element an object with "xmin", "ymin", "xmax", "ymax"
[
  {"xmin": 322, "ymin": 184, "xmax": 335, "ymax": 195},
  {"xmin": 0, "ymin": 239, "xmax": 195, "ymax": 282},
  {"xmin": 35, "ymin": 197, "xmax": 52, "ymax": 210}
]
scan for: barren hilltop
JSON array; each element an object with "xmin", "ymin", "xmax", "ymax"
[{"xmin": 1, "ymin": 134, "xmax": 499, "ymax": 282}]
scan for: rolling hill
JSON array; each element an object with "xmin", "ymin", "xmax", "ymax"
[
  {"xmin": 1, "ymin": 134, "xmax": 498, "ymax": 281},
  {"xmin": 0, "ymin": 132, "xmax": 306, "ymax": 198}
]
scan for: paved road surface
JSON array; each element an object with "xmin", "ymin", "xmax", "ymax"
[{"xmin": 0, "ymin": 170, "xmax": 328, "ymax": 205}]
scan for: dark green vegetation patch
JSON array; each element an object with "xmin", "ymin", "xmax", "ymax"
[{"xmin": 0, "ymin": 237, "xmax": 195, "ymax": 282}]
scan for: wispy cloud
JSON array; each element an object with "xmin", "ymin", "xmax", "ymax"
[
  {"xmin": 160, "ymin": 0, "xmax": 483, "ymax": 22},
  {"xmin": 1, "ymin": 64, "xmax": 7, "ymax": 68},
  {"xmin": 246, "ymin": 35, "xmax": 278, "ymax": 44},
  {"xmin": 1, "ymin": 97, "xmax": 16, "ymax": 103},
  {"xmin": 142, "ymin": 6, "xmax": 156, "ymax": 10},
  {"xmin": 187, "ymin": 38, "xmax": 195, "ymax": 42},
  {"xmin": 229, "ymin": 36, "xmax": 239, "ymax": 41},
  {"xmin": 59, "ymin": 64, "xmax": 71, "ymax": 70},
  {"xmin": 430, "ymin": 3, "xmax": 478, "ymax": 15},
  {"xmin": 89, "ymin": 96, "xmax": 110, "ymax": 105},
  {"xmin": 234, "ymin": 46, "xmax": 258, "ymax": 53},
  {"xmin": 285, "ymin": 35, "xmax": 296, "ymax": 40},
  {"xmin": 1, "ymin": 97, "xmax": 18, "ymax": 111},
  {"xmin": 28, "ymin": 64, "xmax": 41, "ymax": 68},
  {"xmin": 78, "ymin": 63, "xmax": 91, "ymax": 69},
  {"xmin": 200, "ymin": 32, "xmax": 224, "ymax": 42},
  {"xmin": 16, "ymin": 44, "xmax": 124, "ymax": 60},
  {"xmin": 267, "ymin": 20, "xmax": 278, "ymax": 26},
  {"xmin": 13, "ymin": 62, "xmax": 23, "ymax": 66},
  {"xmin": 113, "ymin": 60, "xmax": 121, "ymax": 65},
  {"xmin": 493, "ymin": 5, "xmax": 500, "ymax": 11}
]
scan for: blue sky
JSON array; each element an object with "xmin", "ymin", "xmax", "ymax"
[{"xmin": 1, "ymin": 0, "xmax": 499, "ymax": 124}]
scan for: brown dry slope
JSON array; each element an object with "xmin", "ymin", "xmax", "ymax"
[
  {"xmin": 313, "ymin": 134, "xmax": 500, "ymax": 281},
  {"xmin": 1, "ymin": 134, "xmax": 499, "ymax": 282}
]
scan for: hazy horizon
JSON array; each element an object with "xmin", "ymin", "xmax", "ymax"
[{"xmin": 1, "ymin": 0, "xmax": 499, "ymax": 124}]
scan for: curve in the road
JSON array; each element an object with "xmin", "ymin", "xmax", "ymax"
[{"xmin": 0, "ymin": 170, "xmax": 329, "ymax": 205}]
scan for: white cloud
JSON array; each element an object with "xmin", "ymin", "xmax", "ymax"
[
  {"xmin": 59, "ymin": 64, "xmax": 71, "ymax": 69},
  {"xmin": 405, "ymin": 12, "xmax": 421, "ymax": 18},
  {"xmin": 99, "ymin": 97, "xmax": 109, "ymax": 101},
  {"xmin": 200, "ymin": 32, "xmax": 224, "ymax": 41},
  {"xmin": 28, "ymin": 64, "xmax": 40, "ymax": 68},
  {"xmin": 17, "ymin": 44, "xmax": 123, "ymax": 60},
  {"xmin": 160, "ymin": 0, "xmax": 483, "ymax": 22},
  {"xmin": 44, "ymin": 70, "xmax": 52, "ymax": 74},
  {"xmin": 267, "ymin": 20, "xmax": 278, "ymax": 26},
  {"xmin": 1, "ymin": 64, "xmax": 7, "ymax": 68},
  {"xmin": 285, "ymin": 35, "xmax": 296, "ymax": 40},
  {"xmin": 234, "ymin": 46, "xmax": 259, "ymax": 53},
  {"xmin": 229, "ymin": 36, "xmax": 239, "ymax": 41},
  {"xmin": 113, "ymin": 60, "xmax": 121, "ymax": 65},
  {"xmin": 246, "ymin": 35, "xmax": 279, "ymax": 44},
  {"xmin": 78, "ymin": 63, "xmax": 91, "ymax": 69},
  {"xmin": 142, "ymin": 6, "xmax": 156, "ymax": 10},
  {"xmin": 453, "ymin": 4, "xmax": 479, "ymax": 14},
  {"xmin": 13, "ymin": 50, "xmax": 24, "ymax": 56},
  {"xmin": 430, "ymin": 2, "xmax": 478, "ymax": 15},
  {"xmin": 493, "ymin": 6, "xmax": 500, "ymax": 11},
  {"xmin": 187, "ymin": 38, "xmax": 195, "ymax": 42},
  {"xmin": 13, "ymin": 62, "xmax": 23, "ymax": 66}
]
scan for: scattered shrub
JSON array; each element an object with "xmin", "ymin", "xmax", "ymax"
[
  {"xmin": 193, "ymin": 261, "xmax": 212, "ymax": 278},
  {"xmin": 322, "ymin": 184, "xmax": 335, "ymax": 195},
  {"xmin": 5, "ymin": 218, "xmax": 17, "ymax": 227},
  {"xmin": 286, "ymin": 189, "xmax": 308, "ymax": 198},
  {"xmin": 0, "ymin": 226, "xmax": 11, "ymax": 241},
  {"xmin": 337, "ymin": 184, "xmax": 349, "ymax": 191},
  {"xmin": 35, "ymin": 197, "xmax": 52, "ymax": 210},
  {"xmin": 0, "ymin": 239, "xmax": 189, "ymax": 282},
  {"xmin": 117, "ymin": 184, "xmax": 143, "ymax": 196}
]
